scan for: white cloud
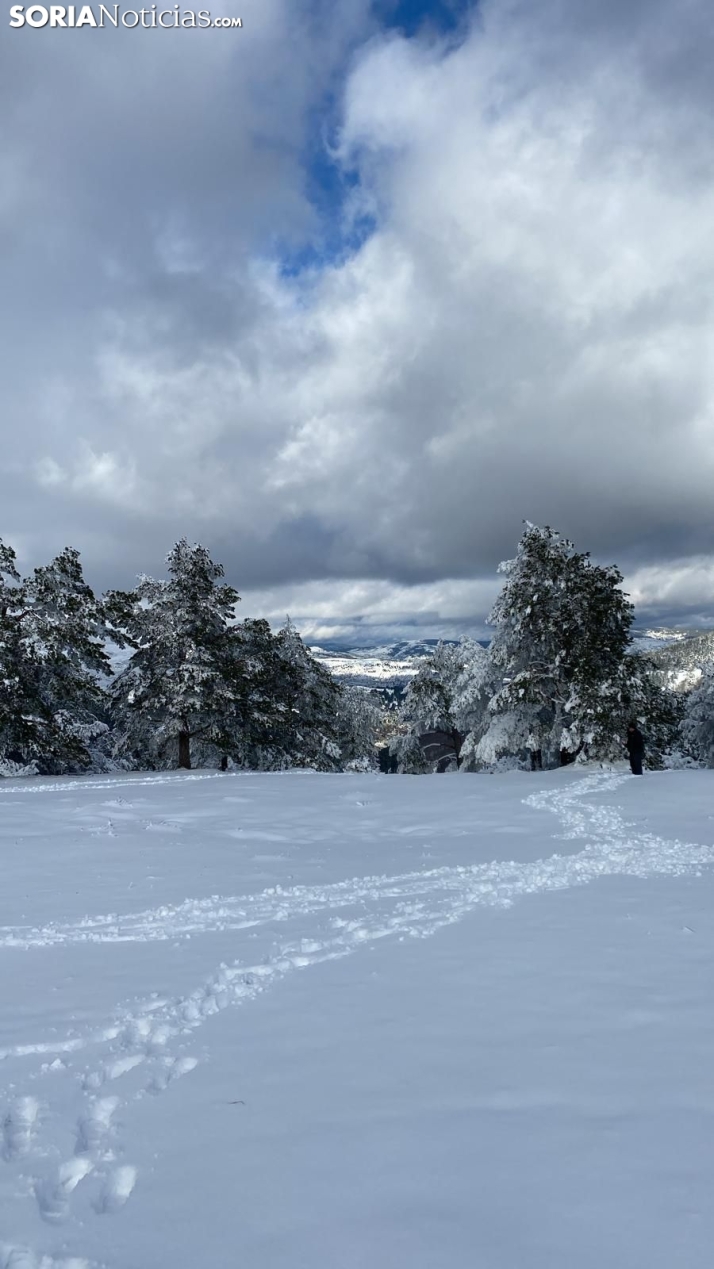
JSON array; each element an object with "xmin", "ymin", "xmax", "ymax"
[
  {"xmin": 242, "ymin": 574, "xmax": 498, "ymax": 618},
  {"xmin": 624, "ymin": 558, "xmax": 714, "ymax": 614},
  {"xmin": 239, "ymin": 575, "xmax": 499, "ymax": 644},
  {"xmin": 3, "ymin": 0, "xmax": 714, "ymax": 631}
]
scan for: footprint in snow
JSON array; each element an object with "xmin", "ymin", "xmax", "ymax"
[
  {"xmin": 74, "ymin": 1098, "xmax": 118, "ymax": 1155},
  {"xmin": 84, "ymin": 1054, "xmax": 146, "ymax": 1091},
  {"xmin": 146, "ymin": 1055, "xmax": 198, "ymax": 1095},
  {"xmin": 35, "ymin": 1156, "xmax": 94, "ymax": 1223},
  {"xmin": 2, "ymin": 1097, "xmax": 41, "ymax": 1161},
  {"xmin": 94, "ymin": 1165, "xmax": 137, "ymax": 1214}
]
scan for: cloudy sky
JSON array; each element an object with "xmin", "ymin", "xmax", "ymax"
[{"xmin": 2, "ymin": 0, "xmax": 713, "ymax": 644}]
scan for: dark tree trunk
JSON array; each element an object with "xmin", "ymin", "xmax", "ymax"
[
  {"xmin": 178, "ymin": 731, "xmax": 191, "ymax": 769},
  {"xmin": 559, "ymin": 741, "xmax": 585, "ymax": 767}
]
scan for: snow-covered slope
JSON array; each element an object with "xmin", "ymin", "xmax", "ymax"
[
  {"xmin": 316, "ymin": 631, "xmax": 699, "ymax": 687},
  {"xmin": 1, "ymin": 767, "xmax": 714, "ymax": 1267},
  {"xmin": 310, "ymin": 639, "xmax": 454, "ymax": 686},
  {"xmin": 649, "ymin": 629, "xmax": 714, "ymax": 668},
  {"xmin": 630, "ymin": 626, "xmax": 690, "ymax": 653},
  {"xmin": 641, "ymin": 628, "xmax": 714, "ymax": 691}
]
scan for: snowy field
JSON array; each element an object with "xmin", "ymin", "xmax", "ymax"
[{"xmin": 1, "ymin": 768, "xmax": 714, "ymax": 1268}]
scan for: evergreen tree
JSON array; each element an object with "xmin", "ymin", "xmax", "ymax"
[
  {"xmin": 0, "ymin": 540, "xmax": 37, "ymax": 763},
  {"xmin": 217, "ymin": 617, "xmax": 286, "ymax": 767},
  {"xmin": 401, "ymin": 642, "xmax": 464, "ymax": 737},
  {"xmin": 484, "ymin": 523, "xmax": 680, "ymax": 766},
  {"xmin": 0, "ymin": 540, "xmax": 117, "ymax": 771},
  {"xmin": 451, "ymin": 641, "xmax": 496, "ymax": 746},
  {"xmin": 560, "ymin": 651, "xmax": 682, "ymax": 767},
  {"xmin": 251, "ymin": 622, "xmax": 342, "ymax": 770},
  {"xmin": 487, "ymin": 524, "xmax": 634, "ymax": 763},
  {"xmin": 399, "ymin": 639, "xmax": 494, "ymax": 771},
  {"xmin": 682, "ymin": 664, "xmax": 714, "ymax": 765},
  {"xmin": 110, "ymin": 540, "xmax": 240, "ymax": 769},
  {"xmin": 110, "ymin": 554, "xmax": 345, "ymax": 773},
  {"xmin": 467, "ymin": 708, "xmax": 539, "ymax": 769},
  {"xmin": 217, "ymin": 617, "xmax": 339, "ymax": 770},
  {"xmin": 335, "ymin": 687, "xmax": 383, "ymax": 769}
]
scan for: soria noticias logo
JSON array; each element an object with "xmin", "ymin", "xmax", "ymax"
[{"xmin": 9, "ymin": 4, "xmax": 243, "ymax": 25}]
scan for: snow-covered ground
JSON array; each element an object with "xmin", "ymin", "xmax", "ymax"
[
  {"xmin": 1, "ymin": 766, "xmax": 714, "ymax": 1268},
  {"xmin": 309, "ymin": 641, "xmax": 440, "ymax": 686},
  {"xmin": 630, "ymin": 627, "xmax": 689, "ymax": 652}
]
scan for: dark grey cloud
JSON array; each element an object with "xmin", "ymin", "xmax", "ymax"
[{"xmin": 1, "ymin": 0, "xmax": 714, "ymax": 640}]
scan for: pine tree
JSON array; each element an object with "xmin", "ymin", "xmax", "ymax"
[
  {"xmin": 560, "ymin": 651, "xmax": 682, "ymax": 766},
  {"xmin": 110, "ymin": 540, "xmax": 241, "ymax": 769},
  {"xmin": 215, "ymin": 617, "xmax": 311, "ymax": 769},
  {"xmin": 0, "ymin": 540, "xmax": 117, "ymax": 771},
  {"xmin": 110, "ymin": 553, "xmax": 348, "ymax": 774},
  {"xmin": 451, "ymin": 641, "xmax": 495, "ymax": 742},
  {"xmin": 682, "ymin": 664, "xmax": 714, "ymax": 765},
  {"xmin": 485, "ymin": 523, "xmax": 680, "ymax": 765},
  {"xmin": 0, "ymin": 540, "xmax": 37, "ymax": 763},
  {"xmin": 467, "ymin": 708, "xmax": 539, "ymax": 769},
  {"xmin": 218, "ymin": 617, "xmax": 283, "ymax": 766},
  {"xmin": 401, "ymin": 642, "xmax": 464, "ymax": 737},
  {"xmin": 335, "ymin": 687, "xmax": 383, "ymax": 769},
  {"xmin": 400, "ymin": 639, "xmax": 493, "ymax": 771},
  {"xmin": 487, "ymin": 524, "xmax": 634, "ymax": 764},
  {"xmin": 256, "ymin": 623, "xmax": 342, "ymax": 770}
]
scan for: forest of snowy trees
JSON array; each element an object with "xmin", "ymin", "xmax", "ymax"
[
  {"xmin": 1, "ymin": 523, "xmax": 713, "ymax": 778},
  {"xmin": 0, "ymin": 538, "xmax": 377, "ymax": 777},
  {"xmin": 396, "ymin": 524, "xmax": 703, "ymax": 773}
]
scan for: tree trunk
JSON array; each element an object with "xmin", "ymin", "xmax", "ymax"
[{"xmin": 178, "ymin": 730, "xmax": 191, "ymax": 769}]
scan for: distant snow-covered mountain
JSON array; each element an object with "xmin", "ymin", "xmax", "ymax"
[
  {"xmin": 310, "ymin": 640, "xmax": 452, "ymax": 687},
  {"xmin": 313, "ymin": 627, "xmax": 714, "ymax": 696},
  {"xmin": 111, "ymin": 627, "xmax": 710, "ymax": 698},
  {"xmin": 107, "ymin": 636, "xmax": 457, "ymax": 690},
  {"xmin": 646, "ymin": 628, "xmax": 714, "ymax": 691},
  {"xmin": 630, "ymin": 627, "xmax": 691, "ymax": 653}
]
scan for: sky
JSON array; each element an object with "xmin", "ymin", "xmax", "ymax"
[{"xmin": 2, "ymin": 0, "xmax": 713, "ymax": 645}]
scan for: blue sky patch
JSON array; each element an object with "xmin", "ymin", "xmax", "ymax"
[
  {"xmin": 375, "ymin": 0, "xmax": 474, "ymax": 39},
  {"xmin": 277, "ymin": 0, "xmax": 476, "ymax": 278}
]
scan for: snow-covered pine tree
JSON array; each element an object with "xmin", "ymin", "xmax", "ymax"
[
  {"xmin": 561, "ymin": 650, "xmax": 683, "ymax": 767},
  {"xmin": 0, "ymin": 540, "xmax": 117, "ymax": 772},
  {"xmin": 399, "ymin": 639, "xmax": 493, "ymax": 771},
  {"xmin": 215, "ymin": 617, "xmax": 326, "ymax": 770},
  {"xmin": 0, "ymin": 539, "xmax": 36, "ymax": 764},
  {"xmin": 484, "ymin": 523, "xmax": 678, "ymax": 765},
  {"xmin": 216, "ymin": 617, "xmax": 285, "ymax": 767},
  {"xmin": 399, "ymin": 642, "xmax": 465, "ymax": 771},
  {"xmin": 256, "ymin": 622, "xmax": 342, "ymax": 770},
  {"xmin": 468, "ymin": 707, "xmax": 541, "ymax": 769},
  {"xmin": 450, "ymin": 640, "xmax": 496, "ymax": 762},
  {"xmin": 335, "ymin": 687, "xmax": 384, "ymax": 770},
  {"xmin": 110, "ymin": 540, "xmax": 241, "ymax": 769},
  {"xmin": 681, "ymin": 664, "xmax": 714, "ymax": 765}
]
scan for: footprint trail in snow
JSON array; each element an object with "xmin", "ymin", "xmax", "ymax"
[{"xmin": 1, "ymin": 770, "xmax": 713, "ymax": 1266}]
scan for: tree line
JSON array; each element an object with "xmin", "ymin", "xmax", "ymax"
[
  {"xmin": 1, "ymin": 523, "xmax": 711, "ymax": 779},
  {"xmin": 396, "ymin": 523, "xmax": 688, "ymax": 771},
  {"xmin": 0, "ymin": 538, "xmax": 380, "ymax": 776}
]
